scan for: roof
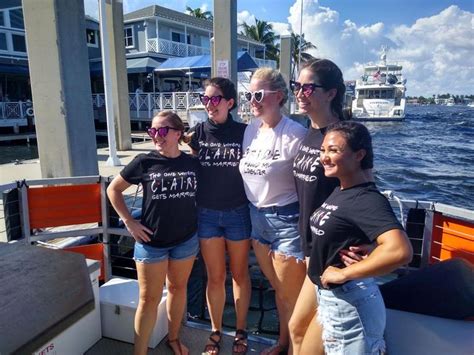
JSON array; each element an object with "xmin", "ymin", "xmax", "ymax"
[
  {"xmin": 124, "ymin": 5, "xmax": 264, "ymax": 47},
  {"xmin": 89, "ymin": 57, "xmax": 163, "ymax": 75},
  {"xmin": 154, "ymin": 51, "xmax": 258, "ymax": 74}
]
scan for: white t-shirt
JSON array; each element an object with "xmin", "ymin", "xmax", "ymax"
[{"xmin": 239, "ymin": 116, "xmax": 307, "ymax": 208}]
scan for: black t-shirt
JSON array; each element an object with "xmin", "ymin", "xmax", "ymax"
[
  {"xmin": 120, "ymin": 151, "xmax": 199, "ymax": 248},
  {"xmin": 308, "ymin": 182, "xmax": 403, "ymax": 288},
  {"xmin": 293, "ymin": 127, "xmax": 339, "ymax": 256},
  {"xmin": 189, "ymin": 116, "xmax": 248, "ymax": 210}
]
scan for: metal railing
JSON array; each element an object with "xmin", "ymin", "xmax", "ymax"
[
  {"xmin": 146, "ymin": 38, "xmax": 210, "ymax": 56},
  {"xmin": 0, "ymin": 101, "xmax": 31, "ymax": 120}
]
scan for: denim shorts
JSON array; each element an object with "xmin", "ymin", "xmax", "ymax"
[
  {"xmin": 133, "ymin": 233, "xmax": 199, "ymax": 263},
  {"xmin": 316, "ymin": 278, "xmax": 386, "ymax": 355},
  {"xmin": 249, "ymin": 201, "xmax": 304, "ymax": 260},
  {"xmin": 198, "ymin": 204, "xmax": 251, "ymax": 241}
]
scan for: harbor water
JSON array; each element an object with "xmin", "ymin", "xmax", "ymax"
[{"xmin": 1, "ymin": 105, "xmax": 472, "ymax": 208}]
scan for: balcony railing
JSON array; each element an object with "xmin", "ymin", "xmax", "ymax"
[
  {"xmin": 0, "ymin": 102, "xmax": 31, "ymax": 120},
  {"xmin": 146, "ymin": 38, "xmax": 210, "ymax": 57}
]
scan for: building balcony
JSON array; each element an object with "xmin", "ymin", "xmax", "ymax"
[{"xmin": 146, "ymin": 38, "xmax": 210, "ymax": 57}]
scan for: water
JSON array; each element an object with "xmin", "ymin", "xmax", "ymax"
[
  {"xmin": 367, "ymin": 105, "xmax": 474, "ymax": 209},
  {"xmin": 2, "ymin": 105, "xmax": 473, "ymax": 208}
]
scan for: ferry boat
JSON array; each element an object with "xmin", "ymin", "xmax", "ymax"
[
  {"xmin": 351, "ymin": 47, "xmax": 407, "ymax": 121},
  {"xmin": 0, "ymin": 176, "xmax": 473, "ymax": 354}
]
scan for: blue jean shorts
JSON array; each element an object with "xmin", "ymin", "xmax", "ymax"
[
  {"xmin": 198, "ymin": 204, "xmax": 251, "ymax": 241},
  {"xmin": 316, "ymin": 278, "xmax": 386, "ymax": 355},
  {"xmin": 249, "ymin": 201, "xmax": 304, "ymax": 260},
  {"xmin": 133, "ymin": 233, "xmax": 199, "ymax": 263}
]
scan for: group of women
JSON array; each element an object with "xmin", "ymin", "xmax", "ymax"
[{"xmin": 107, "ymin": 58, "xmax": 413, "ymax": 355}]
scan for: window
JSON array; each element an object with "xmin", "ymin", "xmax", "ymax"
[
  {"xmin": 12, "ymin": 34, "xmax": 26, "ymax": 52},
  {"xmin": 0, "ymin": 33, "xmax": 6, "ymax": 51},
  {"xmin": 0, "ymin": 11, "xmax": 4, "ymax": 27},
  {"xmin": 124, "ymin": 27, "xmax": 134, "ymax": 48},
  {"xmin": 171, "ymin": 31, "xmax": 181, "ymax": 43},
  {"xmin": 171, "ymin": 31, "xmax": 190, "ymax": 44},
  {"xmin": 86, "ymin": 29, "xmax": 98, "ymax": 47},
  {"xmin": 9, "ymin": 8, "xmax": 24, "ymax": 29}
]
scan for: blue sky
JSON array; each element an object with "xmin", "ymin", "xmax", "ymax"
[{"xmin": 85, "ymin": 0, "xmax": 474, "ymax": 96}]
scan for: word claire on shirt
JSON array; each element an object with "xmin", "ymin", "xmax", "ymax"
[
  {"xmin": 198, "ymin": 141, "xmax": 242, "ymax": 167},
  {"xmin": 310, "ymin": 202, "xmax": 339, "ymax": 237},
  {"xmin": 241, "ymin": 147, "xmax": 281, "ymax": 176},
  {"xmin": 293, "ymin": 144, "xmax": 321, "ymax": 182},
  {"xmin": 148, "ymin": 171, "xmax": 197, "ymax": 200}
]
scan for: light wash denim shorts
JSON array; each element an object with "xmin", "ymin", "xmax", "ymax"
[
  {"xmin": 133, "ymin": 233, "xmax": 199, "ymax": 263},
  {"xmin": 198, "ymin": 204, "xmax": 251, "ymax": 241},
  {"xmin": 249, "ymin": 201, "xmax": 304, "ymax": 261},
  {"xmin": 316, "ymin": 278, "xmax": 386, "ymax": 355}
]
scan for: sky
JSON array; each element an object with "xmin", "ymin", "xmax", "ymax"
[{"xmin": 84, "ymin": 0, "xmax": 474, "ymax": 97}]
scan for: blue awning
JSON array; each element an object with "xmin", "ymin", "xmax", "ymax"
[
  {"xmin": 127, "ymin": 57, "xmax": 162, "ymax": 74},
  {"xmin": 0, "ymin": 64, "xmax": 29, "ymax": 75},
  {"xmin": 89, "ymin": 57, "xmax": 163, "ymax": 75},
  {"xmin": 155, "ymin": 51, "xmax": 258, "ymax": 74}
]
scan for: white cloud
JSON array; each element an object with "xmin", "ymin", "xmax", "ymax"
[
  {"xmin": 237, "ymin": 10, "xmax": 256, "ymax": 27},
  {"xmin": 271, "ymin": 22, "xmax": 291, "ymax": 36},
  {"xmin": 285, "ymin": 1, "xmax": 473, "ymax": 96}
]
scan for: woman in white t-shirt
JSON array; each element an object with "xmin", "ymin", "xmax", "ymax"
[{"xmin": 239, "ymin": 67, "xmax": 307, "ymax": 355}]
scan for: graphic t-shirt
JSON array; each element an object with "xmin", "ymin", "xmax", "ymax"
[
  {"xmin": 293, "ymin": 127, "xmax": 339, "ymax": 256},
  {"xmin": 239, "ymin": 116, "xmax": 307, "ymax": 208},
  {"xmin": 189, "ymin": 116, "xmax": 248, "ymax": 210},
  {"xmin": 308, "ymin": 182, "xmax": 403, "ymax": 288},
  {"xmin": 120, "ymin": 151, "xmax": 199, "ymax": 248}
]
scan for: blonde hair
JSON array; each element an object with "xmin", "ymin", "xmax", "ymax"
[{"xmin": 251, "ymin": 67, "xmax": 288, "ymax": 107}]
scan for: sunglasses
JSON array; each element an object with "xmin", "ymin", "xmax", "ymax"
[
  {"xmin": 199, "ymin": 94, "xmax": 224, "ymax": 107},
  {"xmin": 244, "ymin": 89, "xmax": 278, "ymax": 103},
  {"xmin": 290, "ymin": 80, "xmax": 325, "ymax": 97},
  {"xmin": 147, "ymin": 126, "xmax": 180, "ymax": 139}
]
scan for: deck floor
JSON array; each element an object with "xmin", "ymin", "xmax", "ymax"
[{"xmin": 86, "ymin": 323, "xmax": 272, "ymax": 354}]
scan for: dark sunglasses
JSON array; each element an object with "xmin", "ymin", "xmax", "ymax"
[
  {"xmin": 244, "ymin": 89, "xmax": 277, "ymax": 103},
  {"xmin": 147, "ymin": 126, "xmax": 180, "ymax": 139},
  {"xmin": 199, "ymin": 94, "xmax": 224, "ymax": 107},
  {"xmin": 290, "ymin": 80, "xmax": 325, "ymax": 97}
]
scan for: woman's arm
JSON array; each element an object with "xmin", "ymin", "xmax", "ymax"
[
  {"xmin": 107, "ymin": 175, "xmax": 153, "ymax": 242},
  {"xmin": 320, "ymin": 229, "xmax": 413, "ymax": 287}
]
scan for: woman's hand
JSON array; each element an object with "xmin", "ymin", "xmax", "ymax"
[
  {"xmin": 339, "ymin": 244, "xmax": 375, "ymax": 266},
  {"xmin": 124, "ymin": 218, "xmax": 153, "ymax": 243},
  {"xmin": 320, "ymin": 266, "xmax": 348, "ymax": 288}
]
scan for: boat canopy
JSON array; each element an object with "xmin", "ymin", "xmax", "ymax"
[{"xmin": 154, "ymin": 51, "xmax": 258, "ymax": 74}]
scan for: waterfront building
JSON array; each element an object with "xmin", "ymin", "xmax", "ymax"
[{"xmin": 1, "ymin": 2, "xmax": 276, "ymax": 132}]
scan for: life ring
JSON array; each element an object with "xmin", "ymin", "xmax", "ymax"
[{"xmin": 26, "ymin": 107, "xmax": 34, "ymax": 117}]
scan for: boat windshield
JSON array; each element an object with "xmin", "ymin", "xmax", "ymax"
[{"xmin": 357, "ymin": 88, "xmax": 396, "ymax": 99}]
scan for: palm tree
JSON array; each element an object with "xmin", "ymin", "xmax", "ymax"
[
  {"xmin": 240, "ymin": 19, "xmax": 279, "ymax": 61},
  {"xmin": 185, "ymin": 6, "xmax": 213, "ymax": 21},
  {"xmin": 291, "ymin": 32, "xmax": 317, "ymax": 76}
]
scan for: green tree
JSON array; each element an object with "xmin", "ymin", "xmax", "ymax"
[
  {"xmin": 185, "ymin": 6, "xmax": 213, "ymax": 21},
  {"xmin": 240, "ymin": 19, "xmax": 279, "ymax": 61},
  {"xmin": 291, "ymin": 32, "xmax": 317, "ymax": 77}
]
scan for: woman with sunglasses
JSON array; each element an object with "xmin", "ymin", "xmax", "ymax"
[
  {"xmin": 107, "ymin": 111, "xmax": 199, "ymax": 355},
  {"xmin": 239, "ymin": 67, "xmax": 307, "ymax": 355},
  {"xmin": 189, "ymin": 77, "xmax": 251, "ymax": 355},
  {"xmin": 289, "ymin": 59, "xmax": 372, "ymax": 354},
  {"xmin": 309, "ymin": 121, "xmax": 412, "ymax": 354}
]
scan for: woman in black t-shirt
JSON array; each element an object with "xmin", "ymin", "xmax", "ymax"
[
  {"xmin": 309, "ymin": 121, "xmax": 412, "ymax": 354},
  {"xmin": 290, "ymin": 59, "xmax": 371, "ymax": 355},
  {"xmin": 107, "ymin": 111, "xmax": 199, "ymax": 355},
  {"xmin": 188, "ymin": 78, "xmax": 251, "ymax": 355}
]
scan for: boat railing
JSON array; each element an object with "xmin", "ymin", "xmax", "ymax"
[{"xmin": 1, "ymin": 178, "xmax": 472, "ymax": 336}]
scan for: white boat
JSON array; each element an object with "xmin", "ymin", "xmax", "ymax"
[
  {"xmin": 446, "ymin": 97, "xmax": 455, "ymax": 106},
  {"xmin": 352, "ymin": 47, "xmax": 406, "ymax": 121}
]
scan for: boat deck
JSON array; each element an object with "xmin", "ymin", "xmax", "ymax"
[{"xmin": 86, "ymin": 323, "xmax": 271, "ymax": 354}]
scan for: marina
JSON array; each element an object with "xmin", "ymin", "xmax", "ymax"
[{"xmin": 0, "ymin": 0, "xmax": 473, "ymax": 354}]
